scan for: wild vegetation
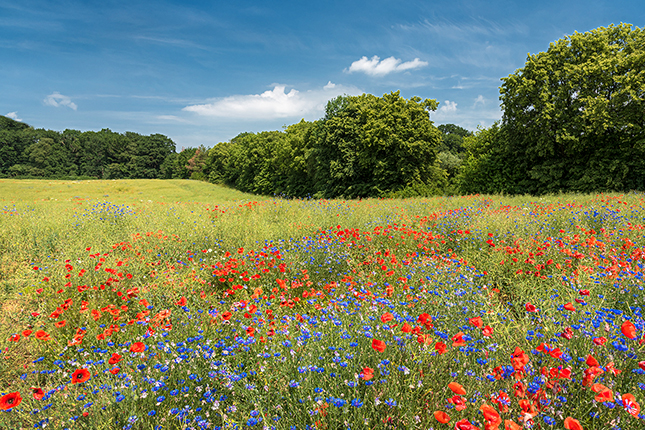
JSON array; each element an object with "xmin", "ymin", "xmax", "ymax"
[{"xmin": 1, "ymin": 180, "xmax": 645, "ymax": 430}]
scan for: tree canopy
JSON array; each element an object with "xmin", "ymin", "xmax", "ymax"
[{"xmin": 494, "ymin": 23, "xmax": 645, "ymax": 194}]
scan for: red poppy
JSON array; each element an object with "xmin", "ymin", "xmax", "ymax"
[
  {"xmin": 448, "ymin": 382, "xmax": 466, "ymax": 395},
  {"xmin": 130, "ymin": 342, "xmax": 146, "ymax": 353},
  {"xmin": 451, "ymin": 332, "xmax": 466, "ymax": 347},
  {"xmin": 504, "ymin": 420, "xmax": 521, "ymax": 430},
  {"xmin": 593, "ymin": 336, "xmax": 607, "ymax": 345},
  {"xmin": 435, "ymin": 341, "xmax": 447, "ymax": 355},
  {"xmin": 480, "ymin": 403, "xmax": 501, "ymax": 430},
  {"xmin": 454, "ymin": 418, "xmax": 480, "ymax": 430},
  {"xmin": 361, "ymin": 367, "xmax": 374, "ymax": 381},
  {"xmin": 401, "ymin": 322, "xmax": 412, "ymax": 333},
  {"xmin": 35, "ymin": 330, "xmax": 51, "ymax": 341},
  {"xmin": 564, "ymin": 417, "xmax": 583, "ymax": 430},
  {"xmin": 482, "ymin": 326, "xmax": 494, "ymax": 337},
  {"xmin": 591, "ymin": 384, "xmax": 613, "ymax": 402},
  {"xmin": 586, "ymin": 355, "xmax": 599, "ymax": 367},
  {"xmin": 175, "ymin": 296, "xmax": 187, "ymax": 306},
  {"xmin": 621, "ymin": 321, "xmax": 637, "ymax": 339},
  {"xmin": 563, "ymin": 303, "xmax": 576, "ymax": 311},
  {"xmin": 54, "ymin": 320, "xmax": 67, "ymax": 328},
  {"xmin": 222, "ymin": 311, "xmax": 232, "ymax": 321},
  {"xmin": 434, "ymin": 410, "xmax": 450, "ymax": 423},
  {"xmin": 448, "ymin": 395, "xmax": 467, "ymax": 411},
  {"xmin": 525, "ymin": 303, "xmax": 537, "ymax": 312},
  {"xmin": 0, "ymin": 392, "xmax": 22, "ymax": 411},
  {"xmin": 371, "ymin": 339, "xmax": 386, "ymax": 353},
  {"xmin": 108, "ymin": 353, "xmax": 122, "ymax": 365},
  {"xmin": 622, "ymin": 393, "xmax": 641, "ymax": 417},
  {"xmin": 109, "ymin": 367, "xmax": 120, "ymax": 375},
  {"xmin": 8, "ymin": 333, "xmax": 19, "ymax": 342},
  {"xmin": 31, "ymin": 387, "xmax": 44, "ymax": 400},
  {"xmin": 246, "ymin": 326, "xmax": 255, "ymax": 337},
  {"xmin": 380, "ymin": 312, "xmax": 394, "ymax": 323},
  {"xmin": 469, "ymin": 317, "xmax": 483, "ymax": 328},
  {"xmin": 22, "ymin": 330, "xmax": 32, "ymax": 337},
  {"xmin": 71, "ymin": 368, "xmax": 91, "ymax": 384}
]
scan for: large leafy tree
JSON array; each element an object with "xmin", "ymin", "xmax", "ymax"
[
  {"xmin": 314, "ymin": 92, "xmax": 445, "ymax": 198},
  {"xmin": 500, "ymin": 23, "xmax": 645, "ymax": 194}
]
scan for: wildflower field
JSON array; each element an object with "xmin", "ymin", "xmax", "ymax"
[{"xmin": 2, "ymin": 179, "xmax": 645, "ymax": 430}]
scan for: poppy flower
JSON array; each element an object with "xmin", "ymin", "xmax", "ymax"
[
  {"xmin": 435, "ymin": 341, "xmax": 447, "ymax": 355},
  {"xmin": 564, "ymin": 417, "xmax": 583, "ymax": 430},
  {"xmin": 380, "ymin": 312, "xmax": 394, "ymax": 323},
  {"xmin": 434, "ymin": 410, "xmax": 450, "ymax": 423},
  {"xmin": 451, "ymin": 332, "xmax": 466, "ymax": 347},
  {"xmin": 71, "ymin": 368, "xmax": 91, "ymax": 384},
  {"xmin": 0, "ymin": 392, "xmax": 22, "ymax": 411},
  {"xmin": 621, "ymin": 320, "xmax": 637, "ymax": 339},
  {"xmin": 448, "ymin": 395, "xmax": 467, "ymax": 411},
  {"xmin": 371, "ymin": 339, "xmax": 386, "ymax": 353},
  {"xmin": 448, "ymin": 382, "xmax": 466, "ymax": 395},
  {"xmin": 54, "ymin": 320, "xmax": 66, "ymax": 328},
  {"xmin": 108, "ymin": 353, "xmax": 122, "ymax": 365},
  {"xmin": 504, "ymin": 420, "xmax": 521, "ymax": 430},
  {"xmin": 401, "ymin": 322, "xmax": 412, "ymax": 333},
  {"xmin": 109, "ymin": 367, "xmax": 120, "ymax": 375},
  {"xmin": 591, "ymin": 384, "xmax": 613, "ymax": 402},
  {"xmin": 31, "ymin": 387, "xmax": 44, "ymax": 400},
  {"xmin": 593, "ymin": 337, "xmax": 607, "ymax": 345},
  {"xmin": 361, "ymin": 367, "xmax": 374, "ymax": 381},
  {"xmin": 8, "ymin": 334, "xmax": 19, "ymax": 342},
  {"xmin": 585, "ymin": 355, "xmax": 599, "ymax": 367},
  {"xmin": 480, "ymin": 404, "xmax": 501, "ymax": 430},
  {"xmin": 222, "ymin": 311, "xmax": 232, "ymax": 321},
  {"xmin": 35, "ymin": 330, "xmax": 50, "ymax": 341},
  {"xmin": 482, "ymin": 326, "xmax": 494, "ymax": 337},
  {"xmin": 175, "ymin": 296, "xmax": 187, "ymax": 306},
  {"xmin": 622, "ymin": 393, "xmax": 641, "ymax": 417},
  {"xmin": 22, "ymin": 330, "xmax": 32, "ymax": 337},
  {"xmin": 525, "ymin": 303, "xmax": 537, "ymax": 313},
  {"xmin": 454, "ymin": 418, "xmax": 480, "ymax": 430},
  {"xmin": 130, "ymin": 342, "xmax": 146, "ymax": 353},
  {"xmin": 469, "ymin": 317, "xmax": 483, "ymax": 328},
  {"xmin": 563, "ymin": 302, "xmax": 576, "ymax": 311}
]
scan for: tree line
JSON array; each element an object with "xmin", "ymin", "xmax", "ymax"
[
  {"xmin": 0, "ymin": 92, "xmax": 472, "ymax": 198},
  {"xmin": 2, "ymin": 24, "xmax": 642, "ymax": 197},
  {"xmin": 0, "ymin": 116, "xmax": 175, "ymax": 180}
]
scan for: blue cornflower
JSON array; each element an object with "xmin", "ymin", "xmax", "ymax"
[
  {"xmin": 351, "ymin": 398, "xmax": 363, "ymax": 408},
  {"xmin": 148, "ymin": 410, "xmax": 156, "ymax": 417}
]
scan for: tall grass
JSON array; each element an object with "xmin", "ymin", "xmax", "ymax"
[{"xmin": 1, "ymin": 180, "xmax": 645, "ymax": 429}]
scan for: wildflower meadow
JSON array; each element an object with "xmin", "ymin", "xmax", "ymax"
[{"xmin": 2, "ymin": 179, "xmax": 645, "ymax": 430}]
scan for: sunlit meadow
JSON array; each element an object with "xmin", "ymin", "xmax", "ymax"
[{"xmin": 2, "ymin": 179, "xmax": 645, "ymax": 430}]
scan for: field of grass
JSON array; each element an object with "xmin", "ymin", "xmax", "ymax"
[{"xmin": 1, "ymin": 179, "xmax": 645, "ymax": 430}]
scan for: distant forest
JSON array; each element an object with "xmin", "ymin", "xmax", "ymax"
[{"xmin": 0, "ymin": 94, "xmax": 473, "ymax": 198}]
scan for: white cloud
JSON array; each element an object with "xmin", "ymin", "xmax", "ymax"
[
  {"xmin": 439, "ymin": 100, "xmax": 458, "ymax": 113},
  {"xmin": 473, "ymin": 95, "xmax": 486, "ymax": 107},
  {"xmin": 346, "ymin": 56, "xmax": 428, "ymax": 76},
  {"xmin": 5, "ymin": 111, "xmax": 22, "ymax": 121},
  {"xmin": 43, "ymin": 92, "xmax": 77, "ymax": 110},
  {"xmin": 182, "ymin": 83, "xmax": 361, "ymax": 120}
]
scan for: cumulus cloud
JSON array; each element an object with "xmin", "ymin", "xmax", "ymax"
[
  {"xmin": 43, "ymin": 92, "xmax": 77, "ymax": 110},
  {"xmin": 182, "ymin": 82, "xmax": 361, "ymax": 120},
  {"xmin": 473, "ymin": 95, "xmax": 486, "ymax": 107},
  {"xmin": 439, "ymin": 100, "xmax": 458, "ymax": 113},
  {"xmin": 346, "ymin": 56, "xmax": 428, "ymax": 76},
  {"xmin": 5, "ymin": 112, "xmax": 22, "ymax": 121}
]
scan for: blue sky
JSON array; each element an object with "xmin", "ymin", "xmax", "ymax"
[{"xmin": 1, "ymin": 0, "xmax": 643, "ymax": 149}]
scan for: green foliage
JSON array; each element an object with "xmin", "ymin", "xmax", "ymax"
[
  {"xmin": 0, "ymin": 118, "xmax": 176, "ymax": 180},
  {"xmin": 499, "ymin": 23, "xmax": 645, "ymax": 194},
  {"xmin": 313, "ymin": 92, "xmax": 445, "ymax": 198}
]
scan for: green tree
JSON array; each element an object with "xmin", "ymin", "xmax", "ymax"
[
  {"xmin": 500, "ymin": 23, "xmax": 645, "ymax": 194},
  {"xmin": 314, "ymin": 92, "xmax": 445, "ymax": 198}
]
